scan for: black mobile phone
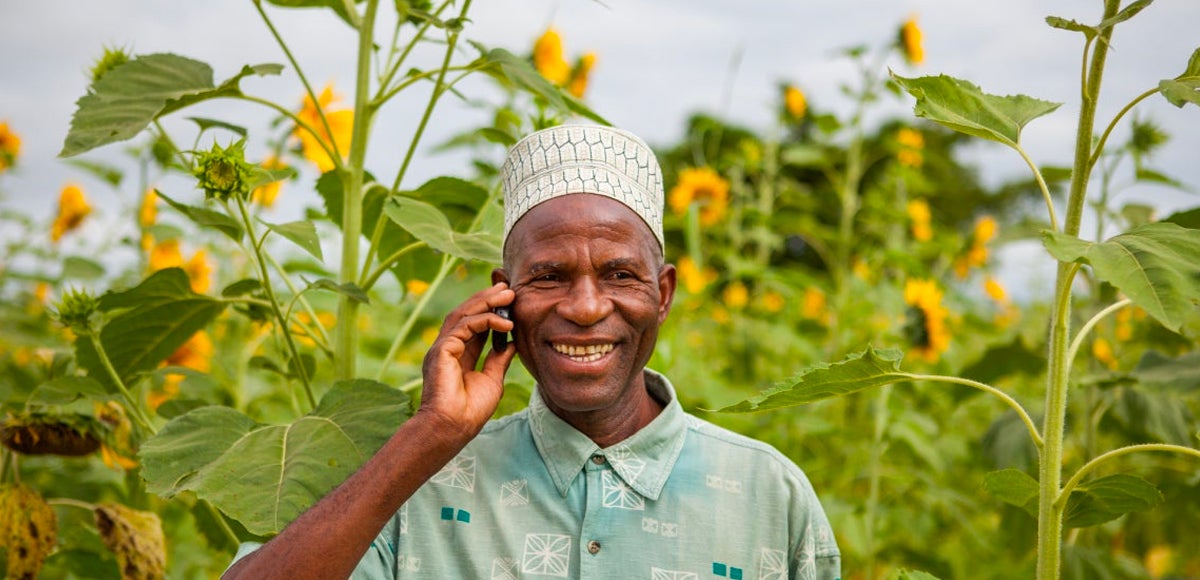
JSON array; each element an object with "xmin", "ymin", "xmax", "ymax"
[{"xmin": 492, "ymin": 306, "xmax": 512, "ymax": 351}]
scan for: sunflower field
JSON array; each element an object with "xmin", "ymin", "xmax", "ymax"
[{"xmin": 1, "ymin": 1, "xmax": 1199, "ymax": 578}]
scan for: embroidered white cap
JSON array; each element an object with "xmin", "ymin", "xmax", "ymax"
[{"xmin": 500, "ymin": 124, "xmax": 664, "ymax": 253}]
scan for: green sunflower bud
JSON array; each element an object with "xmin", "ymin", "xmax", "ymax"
[
  {"xmin": 52, "ymin": 287, "xmax": 99, "ymax": 334},
  {"xmin": 90, "ymin": 46, "xmax": 131, "ymax": 85},
  {"xmin": 193, "ymin": 139, "xmax": 254, "ymax": 201}
]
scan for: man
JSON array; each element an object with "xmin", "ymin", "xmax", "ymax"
[{"xmin": 224, "ymin": 125, "xmax": 840, "ymax": 579}]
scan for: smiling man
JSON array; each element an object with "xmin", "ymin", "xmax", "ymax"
[{"xmin": 224, "ymin": 125, "xmax": 840, "ymax": 579}]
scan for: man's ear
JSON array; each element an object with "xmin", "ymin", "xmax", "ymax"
[
  {"xmin": 656, "ymin": 263, "xmax": 677, "ymax": 324},
  {"xmin": 491, "ymin": 268, "xmax": 510, "ymax": 286}
]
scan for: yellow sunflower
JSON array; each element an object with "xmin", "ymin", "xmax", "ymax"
[
  {"xmin": 0, "ymin": 121, "xmax": 20, "ymax": 172},
  {"xmin": 899, "ymin": 15, "xmax": 925, "ymax": 65},
  {"xmin": 295, "ymin": 85, "xmax": 353, "ymax": 173},
  {"xmin": 151, "ymin": 330, "xmax": 214, "ymax": 410},
  {"xmin": 567, "ymin": 52, "xmax": 598, "ymax": 99},
  {"xmin": 252, "ymin": 156, "xmax": 288, "ymax": 207},
  {"xmin": 896, "ymin": 127, "xmax": 924, "ymax": 168},
  {"xmin": 677, "ymin": 256, "xmax": 716, "ymax": 294},
  {"xmin": 722, "ymin": 281, "xmax": 749, "ymax": 310},
  {"xmin": 906, "ymin": 199, "xmax": 932, "ymax": 242},
  {"xmin": 669, "ymin": 167, "xmax": 730, "ymax": 226},
  {"xmin": 904, "ymin": 278, "xmax": 949, "ymax": 362},
  {"xmin": 783, "ymin": 84, "xmax": 807, "ymax": 120},
  {"xmin": 801, "ymin": 287, "xmax": 826, "ymax": 321},
  {"xmin": 533, "ymin": 28, "xmax": 571, "ymax": 85},
  {"xmin": 954, "ymin": 216, "xmax": 998, "ymax": 278},
  {"xmin": 51, "ymin": 184, "xmax": 92, "ymax": 242}
]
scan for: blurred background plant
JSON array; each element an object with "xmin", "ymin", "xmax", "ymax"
[{"xmin": 0, "ymin": 1, "xmax": 1197, "ymax": 579}]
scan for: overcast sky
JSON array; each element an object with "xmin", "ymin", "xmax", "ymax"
[{"xmin": 2, "ymin": 0, "xmax": 1198, "ymax": 291}]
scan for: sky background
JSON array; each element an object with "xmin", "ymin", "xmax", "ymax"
[{"xmin": 2, "ymin": 0, "xmax": 1199, "ymax": 295}]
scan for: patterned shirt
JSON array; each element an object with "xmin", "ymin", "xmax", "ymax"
[{"xmin": 232, "ymin": 370, "xmax": 841, "ymax": 579}]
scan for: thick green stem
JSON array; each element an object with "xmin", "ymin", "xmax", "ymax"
[
  {"xmin": 334, "ymin": 0, "xmax": 380, "ymax": 380},
  {"xmin": 1036, "ymin": 3, "xmax": 1120, "ymax": 576},
  {"xmin": 87, "ymin": 334, "xmax": 156, "ymax": 433},
  {"xmin": 236, "ymin": 198, "xmax": 316, "ymax": 409}
]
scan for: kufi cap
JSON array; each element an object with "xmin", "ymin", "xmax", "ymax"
[{"xmin": 500, "ymin": 124, "xmax": 664, "ymax": 253}]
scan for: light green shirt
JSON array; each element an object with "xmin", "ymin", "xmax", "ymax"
[{"xmin": 233, "ymin": 371, "xmax": 841, "ymax": 579}]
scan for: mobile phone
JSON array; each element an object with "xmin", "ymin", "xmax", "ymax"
[{"xmin": 492, "ymin": 306, "xmax": 512, "ymax": 351}]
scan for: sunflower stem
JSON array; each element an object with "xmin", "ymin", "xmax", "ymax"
[{"xmin": 87, "ymin": 333, "xmax": 156, "ymax": 434}]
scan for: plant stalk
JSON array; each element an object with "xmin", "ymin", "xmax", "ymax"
[{"xmin": 87, "ymin": 334, "xmax": 156, "ymax": 433}]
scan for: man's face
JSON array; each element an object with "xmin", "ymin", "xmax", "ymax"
[{"xmin": 497, "ymin": 194, "xmax": 676, "ymax": 418}]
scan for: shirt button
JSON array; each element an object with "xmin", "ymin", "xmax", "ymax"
[
  {"xmin": 591, "ymin": 455, "xmax": 605, "ymax": 465},
  {"xmin": 587, "ymin": 540, "xmax": 601, "ymax": 554}
]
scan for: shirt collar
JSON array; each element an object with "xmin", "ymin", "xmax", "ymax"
[{"xmin": 528, "ymin": 369, "xmax": 688, "ymax": 501}]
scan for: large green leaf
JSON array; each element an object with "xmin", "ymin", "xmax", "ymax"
[
  {"xmin": 1043, "ymin": 223, "xmax": 1200, "ymax": 332},
  {"xmin": 156, "ymin": 190, "xmax": 244, "ymax": 242},
  {"xmin": 60, "ymin": 54, "xmax": 282, "ymax": 157},
  {"xmin": 1063, "ymin": 474, "xmax": 1163, "ymax": 528},
  {"xmin": 1130, "ymin": 350, "xmax": 1200, "ymax": 392},
  {"xmin": 75, "ymin": 269, "xmax": 227, "ymax": 392},
  {"xmin": 983, "ymin": 468, "xmax": 1039, "ymax": 518},
  {"xmin": 1163, "ymin": 206, "xmax": 1200, "ymax": 229},
  {"xmin": 1159, "ymin": 78, "xmax": 1200, "ymax": 108},
  {"xmin": 384, "ymin": 197, "xmax": 501, "ymax": 264},
  {"xmin": 717, "ymin": 347, "xmax": 906, "ymax": 412},
  {"xmin": 262, "ymin": 220, "xmax": 324, "ymax": 262},
  {"xmin": 891, "ymin": 74, "xmax": 1061, "ymax": 149},
  {"xmin": 26, "ymin": 377, "xmax": 112, "ymax": 406},
  {"xmin": 139, "ymin": 380, "xmax": 410, "ymax": 536},
  {"xmin": 471, "ymin": 46, "xmax": 608, "ymax": 125}
]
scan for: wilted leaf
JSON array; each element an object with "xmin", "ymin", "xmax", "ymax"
[
  {"xmin": 1042, "ymin": 223, "xmax": 1200, "ymax": 332},
  {"xmin": 156, "ymin": 190, "xmax": 243, "ymax": 242},
  {"xmin": 75, "ymin": 269, "xmax": 228, "ymax": 392},
  {"xmin": 384, "ymin": 196, "xmax": 501, "ymax": 264},
  {"xmin": 140, "ymin": 380, "xmax": 411, "ymax": 535},
  {"xmin": 1045, "ymin": 16, "xmax": 1097, "ymax": 39},
  {"xmin": 60, "ymin": 54, "xmax": 281, "ymax": 157},
  {"xmin": 983, "ymin": 468, "xmax": 1039, "ymax": 518},
  {"xmin": 262, "ymin": 220, "xmax": 324, "ymax": 262},
  {"xmin": 0, "ymin": 483, "xmax": 58, "ymax": 579},
  {"xmin": 718, "ymin": 347, "xmax": 906, "ymax": 412},
  {"xmin": 94, "ymin": 503, "xmax": 165, "ymax": 580},
  {"xmin": 892, "ymin": 73, "xmax": 1062, "ymax": 149},
  {"xmin": 1063, "ymin": 474, "xmax": 1163, "ymax": 528}
]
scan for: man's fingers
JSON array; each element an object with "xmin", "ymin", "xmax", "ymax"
[
  {"xmin": 480, "ymin": 342, "xmax": 517, "ymax": 384},
  {"xmin": 440, "ymin": 283, "xmax": 514, "ymax": 331}
]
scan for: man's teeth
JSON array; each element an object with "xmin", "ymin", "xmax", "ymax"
[{"xmin": 553, "ymin": 343, "xmax": 614, "ymax": 362}]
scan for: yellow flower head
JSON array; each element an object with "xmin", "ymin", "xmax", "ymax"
[
  {"xmin": 783, "ymin": 85, "xmax": 807, "ymax": 120},
  {"xmin": 406, "ymin": 279, "xmax": 431, "ymax": 296},
  {"xmin": 567, "ymin": 52, "xmax": 598, "ymax": 99},
  {"xmin": 296, "ymin": 85, "xmax": 354, "ymax": 173},
  {"xmin": 801, "ymin": 287, "xmax": 826, "ymax": 321},
  {"xmin": 150, "ymin": 331, "xmax": 213, "ymax": 410},
  {"xmin": 252, "ymin": 156, "xmax": 288, "ymax": 208},
  {"xmin": 906, "ymin": 199, "xmax": 932, "ymax": 242},
  {"xmin": 904, "ymin": 278, "xmax": 950, "ymax": 362},
  {"xmin": 899, "ymin": 15, "xmax": 925, "ymax": 65},
  {"xmin": 954, "ymin": 216, "xmax": 999, "ymax": 278},
  {"xmin": 762, "ymin": 290, "xmax": 786, "ymax": 314},
  {"xmin": 973, "ymin": 215, "xmax": 998, "ymax": 244},
  {"xmin": 291, "ymin": 311, "xmax": 336, "ymax": 347},
  {"xmin": 148, "ymin": 239, "xmax": 183, "ymax": 271},
  {"xmin": 0, "ymin": 121, "xmax": 21, "ymax": 172},
  {"xmin": 896, "ymin": 128, "xmax": 924, "ymax": 168},
  {"xmin": 677, "ymin": 256, "xmax": 716, "ymax": 295},
  {"xmin": 139, "ymin": 189, "xmax": 158, "ymax": 228},
  {"xmin": 184, "ymin": 249, "xmax": 212, "ymax": 294},
  {"xmin": 1092, "ymin": 337, "xmax": 1118, "ymax": 370},
  {"xmin": 51, "ymin": 184, "xmax": 92, "ymax": 242},
  {"xmin": 533, "ymin": 28, "xmax": 571, "ymax": 85},
  {"xmin": 669, "ymin": 167, "xmax": 730, "ymax": 226},
  {"xmin": 984, "ymin": 277, "xmax": 1008, "ymax": 303},
  {"xmin": 723, "ymin": 281, "xmax": 749, "ymax": 310}
]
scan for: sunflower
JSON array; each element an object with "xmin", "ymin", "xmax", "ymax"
[
  {"xmin": 904, "ymin": 279, "xmax": 949, "ymax": 362},
  {"xmin": 953, "ymin": 216, "xmax": 998, "ymax": 278},
  {"xmin": 906, "ymin": 199, "xmax": 932, "ymax": 242},
  {"xmin": 669, "ymin": 167, "xmax": 730, "ymax": 226},
  {"xmin": 984, "ymin": 277, "xmax": 1008, "ymax": 303},
  {"xmin": 801, "ymin": 287, "xmax": 826, "ymax": 321},
  {"xmin": 1092, "ymin": 337, "xmax": 1118, "ymax": 370},
  {"xmin": 148, "ymin": 240, "xmax": 211, "ymax": 293},
  {"xmin": 252, "ymin": 156, "xmax": 288, "ymax": 207},
  {"xmin": 151, "ymin": 331, "xmax": 213, "ymax": 410},
  {"xmin": 899, "ymin": 15, "xmax": 925, "ymax": 66},
  {"xmin": 566, "ymin": 52, "xmax": 598, "ymax": 99},
  {"xmin": 722, "ymin": 281, "xmax": 749, "ymax": 310},
  {"xmin": 50, "ymin": 184, "xmax": 92, "ymax": 242},
  {"xmin": 533, "ymin": 28, "xmax": 571, "ymax": 85},
  {"xmin": 677, "ymin": 256, "xmax": 716, "ymax": 294},
  {"xmin": 295, "ymin": 85, "xmax": 353, "ymax": 173},
  {"xmin": 783, "ymin": 84, "xmax": 807, "ymax": 120},
  {"xmin": 0, "ymin": 121, "xmax": 20, "ymax": 172},
  {"xmin": 896, "ymin": 127, "xmax": 924, "ymax": 168}
]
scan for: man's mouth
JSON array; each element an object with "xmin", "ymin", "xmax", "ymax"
[{"xmin": 552, "ymin": 343, "xmax": 614, "ymax": 363}]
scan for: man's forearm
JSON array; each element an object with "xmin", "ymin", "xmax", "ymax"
[{"xmin": 222, "ymin": 412, "xmax": 473, "ymax": 579}]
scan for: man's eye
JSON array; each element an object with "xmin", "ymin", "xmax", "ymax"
[{"xmin": 611, "ymin": 271, "xmax": 635, "ymax": 280}]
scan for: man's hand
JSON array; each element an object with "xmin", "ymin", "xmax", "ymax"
[{"xmin": 419, "ymin": 281, "xmax": 517, "ymax": 440}]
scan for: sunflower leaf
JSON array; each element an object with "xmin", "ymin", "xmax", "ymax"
[
  {"xmin": 984, "ymin": 468, "xmax": 1040, "ymax": 518},
  {"xmin": 717, "ymin": 346, "xmax": 907, "ymax": 412},
  {"xmin": 1042, "ymin": 223, "xmax": 1200, "ymax": 332},
  {"xmin": 470, "ymin": 45, "xmax": 608, "ymax": 126},
  {"xmin": 1063, "ymin": 474, "xmax": 1163, "ymax": 528},
  {"xmin": 262, "ymin": 220, "xmax": 324, "ymax": 262},
  {"xmin": 156, "ymin": 189, "xmax": 244, "ymax": 242},
  {"xmin": 891, "ymin": 73, "xmax": 1062, "ymax": 149},
  {"xmin": 60, "ymin": 54, "xmax": 281, "ymax": 157}
]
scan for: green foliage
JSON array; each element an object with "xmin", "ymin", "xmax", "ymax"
[
  {"xmin": 1043, "ymin": 223, "xmax": 1200, "ymax": 332},
  {"xmin": 384, "ymin": 196, "xmax": 501, "ymax": 264},
  {"xmin": 262, "ymin": 220, "xmax": 324, "ymax": 262},
  {"xmin": 891, "ymin": 74, "xmax": 1061, "ymax": 148},
  {"xmin": 139, "ymin": 380, "xmax": 410, "ymax": 536},
  {"xmin": 60, "ymin": 54, "xmax": 282, "ymax": 158},
  {"xmin": 718, "ymin": 347, "xmax": 906, "ymax": 412},
  {"xmin": 1062, "ymin": 474, "xmax": 1163, "ymax": 528}
]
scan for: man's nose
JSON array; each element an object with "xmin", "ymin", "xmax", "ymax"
[{"xmin": 557, "ymin": 276, "xmax": 612, "ymax": 326}]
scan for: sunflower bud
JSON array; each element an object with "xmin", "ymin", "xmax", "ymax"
[
  {"xmin": 193, "ymin": 139, "xmax": 254, "ymax": 201},
  {"xmin": 90, "ymin": 46, "xmax": 131, "ymax": 85},
  {"xmin": 52, "ymin": 287, "xmax": 99, "ymax": 334}
]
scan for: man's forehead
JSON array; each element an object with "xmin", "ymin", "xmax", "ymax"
[{"xmin": 507, "ymin": 194, "xmax": 660, "ymax": 264}]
